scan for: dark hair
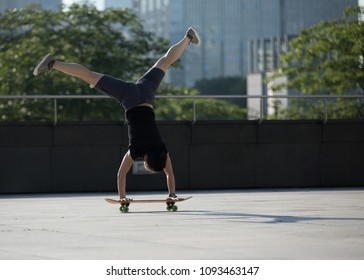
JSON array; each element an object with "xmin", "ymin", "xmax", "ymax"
[{"xmin": 145, "ymin": 150, "xmax": 168, "ymax": 172}]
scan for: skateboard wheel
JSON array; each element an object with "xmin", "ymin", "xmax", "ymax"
[
  {"xmin": 119, "ymin": 205, "xmax": 129, "ymax": 213},
  {"xmin": 167, "ymin": 205, "xmax": 178, "ymax": 212}
]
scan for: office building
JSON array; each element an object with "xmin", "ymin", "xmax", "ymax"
[
  {"xmin": 104, "ymin": 0, "xmax": 133, "ymax": 9},
  {"xmin": 0, "ymin": 0, "xmax": 62, "ymax": 11},
  {"xmin": 133, "ymin": 0, "xmax": 357, "ymax": 87}
]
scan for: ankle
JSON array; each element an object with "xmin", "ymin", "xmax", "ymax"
[{"xmin": 169, "ymin": 193, "xmax": 177, "ymax": 198}]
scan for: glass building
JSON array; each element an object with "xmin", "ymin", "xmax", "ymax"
[
  {"xmin": 104, "ymin": 0, "xmax": 133, "ymax": 9},
  {"xmin": 0, "ymin": 0, "xmax": 62, "ymax": 11},
  {"xmin": 133, "ymin": 0, "xmax": 357, "ymax": 87}
]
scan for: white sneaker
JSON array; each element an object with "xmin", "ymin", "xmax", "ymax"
[
  {"xmin": 33, "ymin": 53, "xmax": 55, "ymax": 76},
  {"xmin": 186, "ymin": 27, "xmax": 201, "ymax": 45}
]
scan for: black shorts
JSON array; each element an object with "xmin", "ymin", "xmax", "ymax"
[{"xmin": 94, "ymin": 67, "xmax": 165, "ymax": 110}]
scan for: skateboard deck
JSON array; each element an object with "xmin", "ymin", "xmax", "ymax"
[{"xmin": 105, "ymin": 196, "xmax": 192, "ymax": 213}]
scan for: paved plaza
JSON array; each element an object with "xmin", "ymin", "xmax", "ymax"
[{"xmin": 0, "ymin": 188, "xmax": 363, "ymax": 260}]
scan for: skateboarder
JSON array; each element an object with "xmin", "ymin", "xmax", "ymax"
[{"xmin": 33, "ymin": 27, "xmax": 201, "ymax": 201}]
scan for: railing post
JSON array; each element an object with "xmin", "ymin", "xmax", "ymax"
[
  {"xmin": 193, "ymin": 99, "xmax": 196, "ymax": 124},
  {"xmin": 53, "ymin": 99, "xmax": 57, "ymax": 126},
  {"xmin": 259, "ymin": 96, "xmax": 264, "ymax": 124},
  {"xmin": 323, "ymin": 99, "xmax": 328, "ymax": 124}
]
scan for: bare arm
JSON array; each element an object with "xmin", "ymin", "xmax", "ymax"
[
  {"xmin": 164, "ymin": 154, "xmax": 176, "ymax": 195},
  {"xmin": 117, "ymin": 150, "xmax": 133, "ymax": 199}
]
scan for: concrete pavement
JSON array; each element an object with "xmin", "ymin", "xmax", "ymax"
[{"xmin": 0, "ymin": 188, "xmax": 363, "ymax": 260}]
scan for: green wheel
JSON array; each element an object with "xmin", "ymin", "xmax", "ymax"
[
  {"xmin": 167, "ymin": 204, "xmax": 178, "ymax": 212},
  {"xmin": 119, "ymin": 205, "xmax": 129, "ymax": 213}
]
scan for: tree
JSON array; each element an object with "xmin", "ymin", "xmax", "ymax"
[
  {"xmin": 268, "ymin": 6, "xmax": 364, "ymax": 95},
  {"xmin": 155, "ymin": 84, "xmax": 247, "ymax": 121},
  {"xmin": 265, "ymin": 6, "xmax": 364, "ymax": 120},
  {"xmin": 0, "ymin": 3, "xmax": 169, "ymax": 121},
  {"xmin": 267, "ymin": 98, "xmax": 364, "ymax": 120},
  {"xmin": 0, "ymin": 3, "xmax": 247, "ymax": 122}
]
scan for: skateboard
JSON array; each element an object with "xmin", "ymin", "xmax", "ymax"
[{"xmin": 105, "ymin": 196, "xmax": 192, "ymax": 213}]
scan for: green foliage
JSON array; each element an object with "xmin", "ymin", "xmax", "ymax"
[
  {"xmin": 268, "ymin": 98, "xmax": 364, "ymax": 120},
  {"xmin": 155, "ymin": 84, "xmax": 247, "ymax": 121},
  {"xmin": 268, "ymin": 6, "xmax": 364, "ymax": 95},
  {"xmin": 0, "ymin": 3, "xmax": 169, "ymax": 121},
  {"xmin": 0, "ymin": 3, "xmax": 248, "ymax": 122},
  {"xmin": 265, "ymin": 5, "xmax": 364, "ymax": 120}
]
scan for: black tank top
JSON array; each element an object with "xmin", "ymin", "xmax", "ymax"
[{"xmin": 126, "ymin": 106, "xmax": 168, "ymax": 160}]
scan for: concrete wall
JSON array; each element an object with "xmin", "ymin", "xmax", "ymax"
[{"xmin": 1, "ymin": 120, "xmax": 363, "ymax": 194}]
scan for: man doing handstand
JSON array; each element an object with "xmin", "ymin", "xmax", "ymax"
[{"xmin": 33, "ymin": 27, "xmax": 201, "ymax": 201}]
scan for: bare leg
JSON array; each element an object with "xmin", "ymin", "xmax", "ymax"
[
  {"xmin": 153, "ymin": 36, "xmax": 191, "ymax": 73},
  {"xmin": 53, "ymin": 61, "xmax": 103, "ymax": 87}
]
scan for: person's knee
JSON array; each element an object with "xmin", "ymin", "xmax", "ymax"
[
  {"xmin": 87, "ymin": 71, "xmax": 103, "ymax": 87},
  {"xmin": 153, "ymin": 57, "xmax": 169, "ymax": 73}
]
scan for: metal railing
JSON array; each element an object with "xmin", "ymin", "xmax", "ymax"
[{"xmin": 0, "ymin": 94, "xmax": 363, "ymax": 125}]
